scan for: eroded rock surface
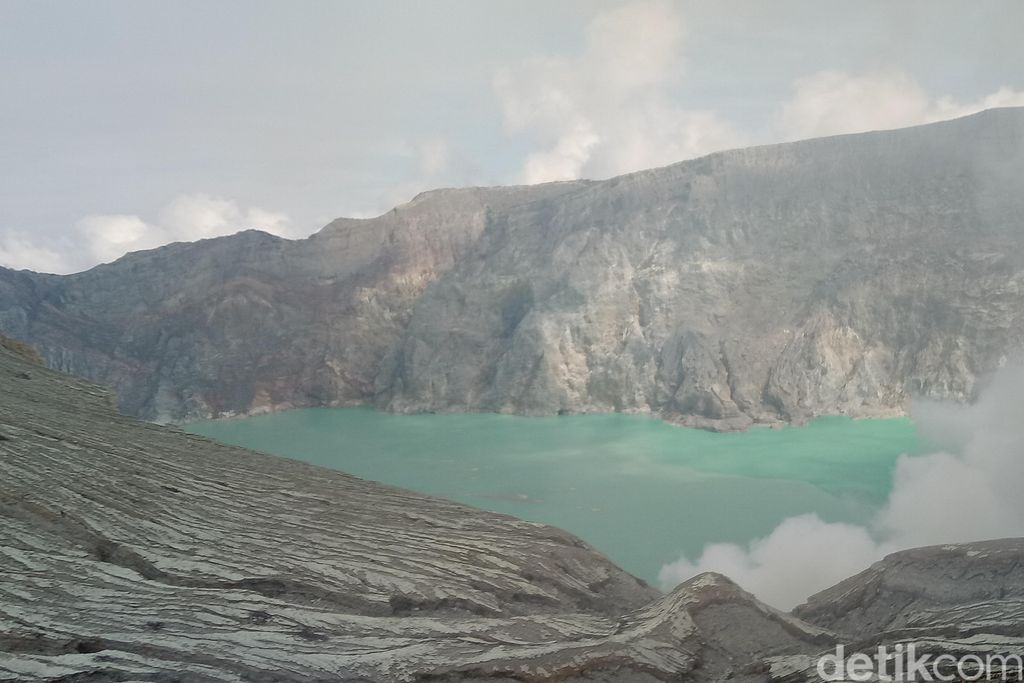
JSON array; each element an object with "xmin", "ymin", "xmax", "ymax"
[
  {"xmin": 2, "ymin": 109, "xmax": 1024, "ymax": 429},
  {"xmin": 794, "ymin": 539, "xmax": 1024, "ymax": 637},
  {"xmin": 767, "ymin": 541, "xmax": 1024, "ymax": 682}
]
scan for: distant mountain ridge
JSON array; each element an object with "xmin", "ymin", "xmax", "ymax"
[{"xmin": 2, "ymin": 108, "xmax": 1024, "ymax": 429}]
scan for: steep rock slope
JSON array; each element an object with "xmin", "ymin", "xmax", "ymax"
[
  {"xmin": 2, "ymin": 109, "xmax": 1024, "ymax": 428},
  {"xmin": 793, "ymin": 539, "xmax": 1024, "ymax": 638},
  {"xmin": 0, "ymin": 340, "xmax": 834, "ymax": 682},
  {"xmin": 767, "ymin": 541, "xmax": 1024, "ymax": 683}
]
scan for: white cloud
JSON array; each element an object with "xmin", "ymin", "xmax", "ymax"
[
  {"xmin": 76, "ymin": 214, "xmax": 155, "ymax": 264},
  {"xmin": 520, "ymin": 121, "xmax": 600, "ymax": 185},
  {"xmin": 0, "ymin": 230, "xmax": 74, "ymax": 274},
  {"xmin": 0, "ymin": 194, "xmax": 300, "ymax": 274},
  {"xmin": 243, "ymin": 207, "xmax": 293, "ymax": 237},
  {"xmin": 158, "ymin": 194, "xmax": 243, "ymax": 242},
  {"xmin": 416, "ymin": 137, "xmax": 451, "ymax": 178},
  {"xmin": 346, "ymin": 135, "xmax": 474, "ymax": 217},
  {"xmin": 494, "ymin": 0, "xmax": 744, "ymax": 183},
  {"xmin": 779, "ymin": 70, "xmax": 1024, "ymax": 140},
  {"xmin": 929, "ymin": 86, "xmax": 1024, "ymax": 124},
  {"xmin": 659, "ymin": 366, "xmax": 1024, "ymax": 610},
  {"xmin": 156, "ymin": 193, "xmax": 300, "ymax": 243},
  {"xmin": 76, "ymin": 194, "xmax": 301, "ymax": 267}
]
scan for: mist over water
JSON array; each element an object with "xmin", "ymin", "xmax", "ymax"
[
  {"xmin": 187, "ymin": 410, "xmax": 920, "ymax": 589},
  {"xmin": 660, "ymin": 367, "xmax": 1024, "ymax": 609}
]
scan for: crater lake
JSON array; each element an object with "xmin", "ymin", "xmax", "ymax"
[{"xmin": 185, "ymin": 410, "xmax": 921, "ymax": 584}]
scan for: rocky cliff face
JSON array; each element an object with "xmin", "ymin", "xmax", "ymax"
[{"xmin": 2, "ymin": 108, "xmax": 1024, "ymax": 428}]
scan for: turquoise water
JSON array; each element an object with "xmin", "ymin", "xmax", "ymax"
[{"xmin": 185, "ymin": 409, "xmax": 922, "ymax": 584}]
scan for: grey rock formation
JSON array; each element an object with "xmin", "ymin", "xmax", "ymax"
[
  {"xmin": 794, "ymin": 539, "xmax": 1024, "ymax": 638},
  {"xmin": 2, "ymin": 108, "xmax": 1024, "ymax": 428},
  {"xmin": 0, "ymin": 339, "xmax": 832, "ymax": 681},
  {"xmin": 768, "ymin": 541, "xmax": 1024, "ymax": 683}
]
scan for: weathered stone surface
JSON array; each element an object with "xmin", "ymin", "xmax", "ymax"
[
  {"xmin": 0, "ymin": 340, "xmax": 834, "ymax": 681},
  {"xmin": 766, "ymin": 541, "xmax": 1024, "ymax": 683},
  {"xmin": 793, "ymin": 539, "xmax": 1024, "ymax": 638},
  {"xmin": 2, "ymin": 109, "xmax": 1024, "ymax": 429}
]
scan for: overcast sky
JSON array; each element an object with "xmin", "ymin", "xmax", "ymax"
[{"xmin": 2, "ymin": 0, "xmax": 1023, "ymax": 273}]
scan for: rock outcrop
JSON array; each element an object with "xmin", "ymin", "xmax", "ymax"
[
  {"xmin": 2, "ymin": 108, "xmax": 1024, "ymax": 428},
  {"xmin": 766, "ymin": 541, "xmax": 1024, "ymax": 683},
  {"xmin": 793, "ymin": 539, "xmax": 1024, "ymax": 639}
]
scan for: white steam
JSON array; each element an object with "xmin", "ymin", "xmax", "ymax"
[
  {"xmin": 659, "ymin": 366, "xmax": 1024, "ymax": 610},
  {"xmin": 780, "ymin": 70, "xmax": 1024, "ymax": 140},
  {"xmin": 494, "ymin": 3, "xmax": 1024, "ymax": 186},
  {"xmin": 0, "ymin": 230, "xmax": 75, "ymax": 274},
  {"xmin": 493, "ymin": 0, "xmax": 743, "ymax": 184}
]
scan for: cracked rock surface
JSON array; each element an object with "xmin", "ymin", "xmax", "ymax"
[
  {"xmin": 767, "ymin": 541, "xmax": 1024, "ymax": 683},
  {"xmin": 2, "ymin": 109, "xmax": 1024, "ymax": 429}
]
